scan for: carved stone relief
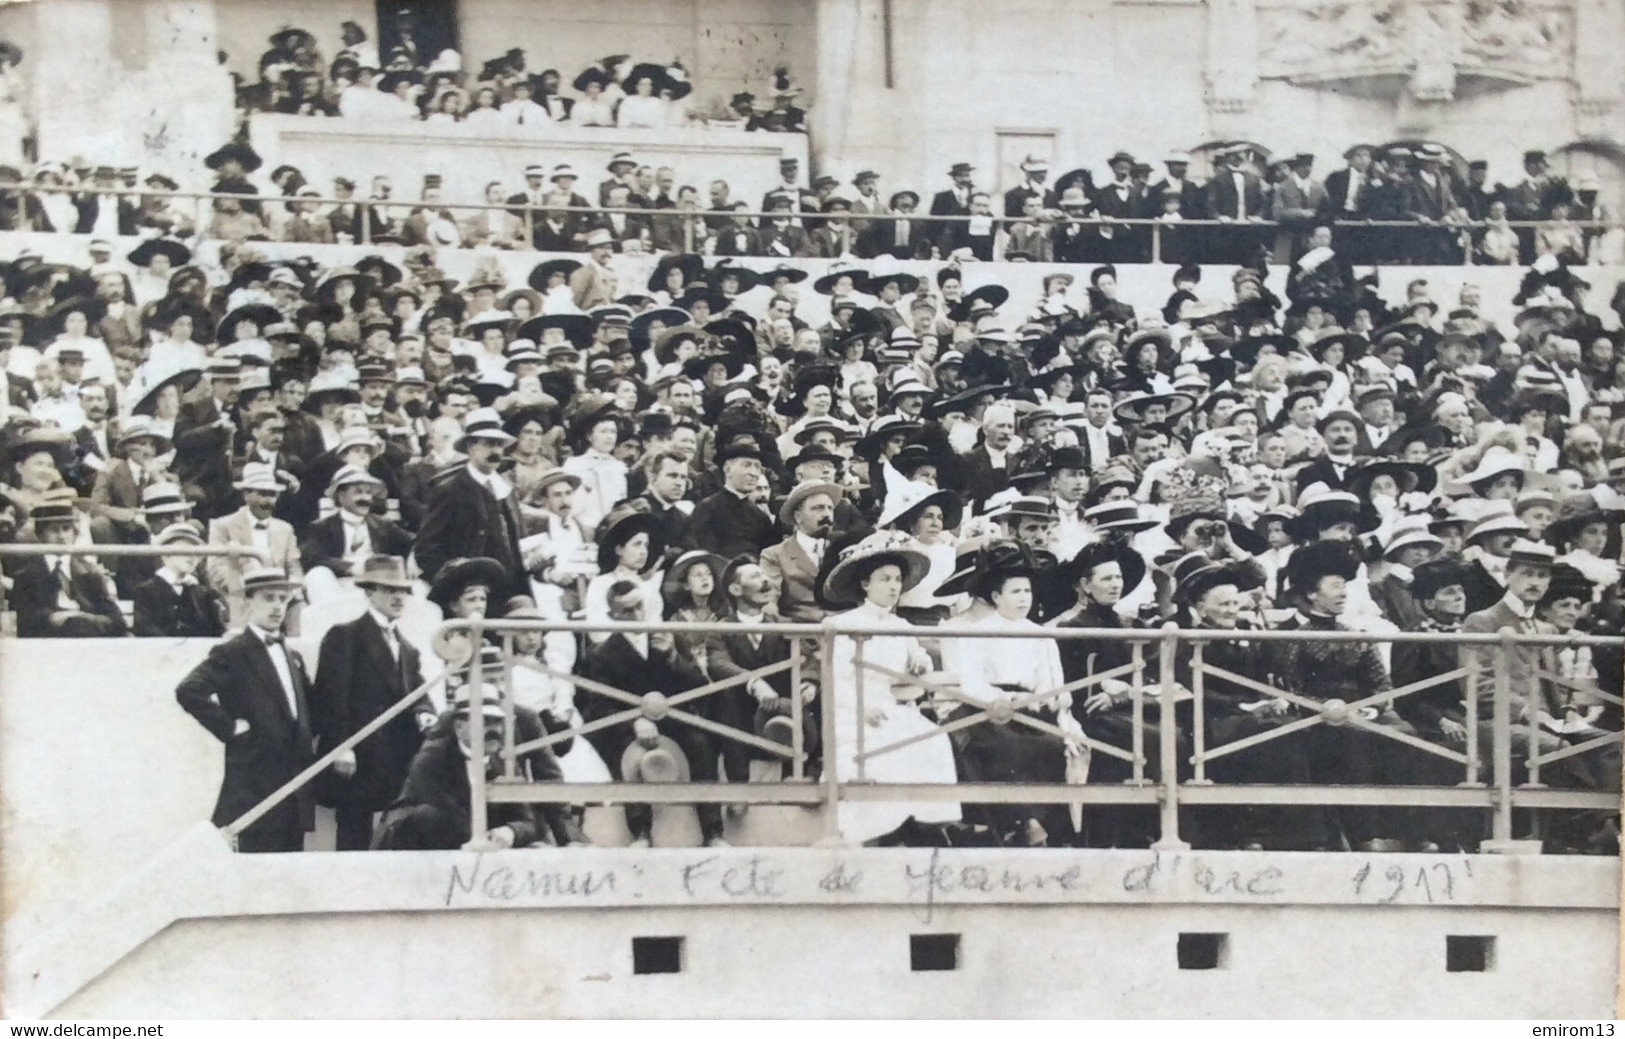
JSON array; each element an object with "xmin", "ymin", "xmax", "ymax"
[{"xmin": 1256, "ymin": 0, "xmax": 1572, "ymax": 100}]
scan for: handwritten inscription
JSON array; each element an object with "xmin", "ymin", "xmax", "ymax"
[
  {"xmin": 439, "ymin": 850, "xmax": 1478, "ymax": 909},
  {"xmin": 444, "ymin": 855, "xmax": 618, "ymax": 906},
  {"xmin": 1351, "ymin": 859, "xmax": 1473, "ymax": 904}
]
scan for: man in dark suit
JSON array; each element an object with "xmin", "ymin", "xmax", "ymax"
[
  {"xmin": 1292, "ymin": 410, "xmax": 1365, "ymax": 493},
  {"xmin": 1206, "ymin": 147, "xmax": 1268, "ymax": 264},
  {"xmin": 706, "ymin": 558, "xmax": 820, "ymax": 782},
  {"xmin": 1147, "ymin": 153, "xmax": 1207, "ymax": 221},
  {"xmin": 132, "ymin": 522, "xmax": 228, "ymax": 638},
  {"xmin": 1072, "ymin": 388, "xmax": 1127, "ymax": 470},
  {"xmin": 7, "ymin": 493, "xmax": 127, "ymax": 637},
  {"xmin": 299, "ymin": 465, "xmax": 412, "ymax": 579},
  {"xmin": 1323, "ymin": 144, "xmax": 1378, "ymax": 263},
  {"xmin": 634, "ymin": 451, "xmax": 696, "ymax": 556},
  {"xmin": 1003, "ymin": 156, "xmax": 1056, "ymax": 218},
  {"xmin": 579, "ymin": 580, "xmax": 728, "ymax": 848},
  {"xmin": 312, "ymin": 556, "xmax": 437, "ymax": 850},
  {"xmin": 414, "ymin": 408, "xmax": 525, "ymax": 595},
  {"xmin": 858, "ymin": 189, "xmax": 931, "ymax": 260},
  {"xmin": 174, "ymin": 566, "xmax": 315, "ymax": 852},
  {"xmin": 689, "ymin": 437, "xmax": 776, "ymax": 559},
  {"xmin": 929, "ymin": 161, "xmax": 976, "ymax": 243},
  {"xmin": 1091, "ymin": 152, "xmax": 1144, "ymax": 263},
  {"xmin": 90, "ymin": 415, "xmax": 164, "ymax": 542},
  {"xmin": 963, "ymin": 402, "xmax": 1018, "ymax": 509}
]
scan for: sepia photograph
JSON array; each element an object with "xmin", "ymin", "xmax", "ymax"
[{"xmin": 0, "ymin": 0, "xmax": 1621, "ymax": 1021}]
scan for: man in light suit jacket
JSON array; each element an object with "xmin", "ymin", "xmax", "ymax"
[
  {"xmin": 568, "ymin": 228, "xmax": 619, "ymax": 310},
  {"xmin": 206, "ymin": 462, "xmax": 303, "ymax": 629},
  {"xmin": 90, "ymin": 415, "xmax": 167, "ymax": 541},
  {"xmin": 706, "ymin": 558, "xmax": 820, "ymax": 781},
  {"xmin": 758, "ymin": 479, "xmax": 840, "ymax": 624},
  {"xmin": 1270, "ymin": 154, "xmax": 1329, "ymax": 261},
  {"xmin": 1459, "ymin": 540, "xmax": 1593, "ymax": 791}
]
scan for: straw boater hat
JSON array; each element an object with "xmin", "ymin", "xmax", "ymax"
[
  {"xmin": 777, "ymin": 479, "xmax": 845, "ymax": 529},
  {"xmin": 327, "ymin": 463, "xmax": 383, "ymax": 498},
  {"xmin": 621, "ymin": 728, "xmax": 691, "ymax": 784},
  {"xmin": 141, "ymin": 481, "xmax": 191, "ymax": 516},
  {"xmin": 455, "ymin": 408, "xmax": 516, "ymax": 452},
  {"xmin": 1083, "ymin": 500, "xmax": 1157, "ymax": 534},
  {"xmin": 153, "ymin": 520, "xmax": 205, "ymax": 549},
  {"xmin": 113, "ymin": 415, "xmax": 171, "ymax": 454},
  {"xmin": 28, "ymin": 486, "xmax": 79, "ymax": 526},
  {"xmin": 819, "ymin": 529, "xmax": 931, "ymax": 609},
  {"xmin": 240, "ymin": 565, "xmax": 298, "ymax": 595},
  {"xmin": 233, "ymin": 461, "xmax": 285, "ymax": 495}
]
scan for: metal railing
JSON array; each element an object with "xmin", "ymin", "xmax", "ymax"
[
  {"xmin": 5, "ymin": 182, "xmax": 1612, "ymax": 266},
  {"xmin": 0, "ymin": 541, "xmax": 268, "ymax": 619},
  {"xmin": 370, "ymin": 616, "xmax": 1622, "ymax": 852}
]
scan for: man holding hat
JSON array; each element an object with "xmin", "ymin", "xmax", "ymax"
[
  {"xmin": 175, "ymin": 565, "xmax": 314, "ymax": 852},
  {"xmin": 312, "ymin": 555, "xmax": 436, "ymax": 850},
  {"xmin": 207, "ymin": 461, "xmax": 302, "ymax": 628}
]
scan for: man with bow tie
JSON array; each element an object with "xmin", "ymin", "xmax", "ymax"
[
  {"xmin": 1292, "ymin": 410, "xmax": 1365, "ymax": 492},
  {"xmin": 132, "ymin": 521, "xmax": 227, "ymax": 637},
  {"xmin": 1046, "ymin": 447, "xmax": 1091, "ymax": 563},
  {"xmin": 175, "ymin": 566, "xmax": 314, "ymax": 852},
  {"xmin": 206, "ymin": 461, "xmax": 303, "ymax": 628},
  {"xmin": 312, "ymin": 555, "xmax": 436, "ymax": 850}
]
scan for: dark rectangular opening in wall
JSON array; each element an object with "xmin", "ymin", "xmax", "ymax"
[
  {"xmin": 1446, "ymin": 935, "xmax": 1495, "ymax": 972},
  {"xmin": 632, "ymin": 936, "xmax": 684, "ymax": 974},
  {"xmin": 1178, "ymin": 932, "xmax": 1229, "ymax": 970},
  {"xmin": 910, "ymin": 933, "xmax": 960, "ymax": 971}
]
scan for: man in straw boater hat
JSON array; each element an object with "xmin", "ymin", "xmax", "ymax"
[
  {"xmin": 5, "ymin": 486, "xmax": 126, "ymax": 637},
  {"xmin": 131, "ymin": 520, "xmax": 228, "ymax": 638},
  {"xmin": 175, "ymin": 565, "xmax": 314, "ymax": 852},
  {"xmin": 373, "ymin": 645, "xmax": 583, "ymax": 851},
  {"xmin": 413, "ymin": 407, "xmax": 525, "ymax": 597},
  {"xmin": 311, "ymin": 555, "xmax": 437, "ymax": 851},
  {"xmin": 206, "ymin": 461, "xmax": 303, "ymax": 628}
]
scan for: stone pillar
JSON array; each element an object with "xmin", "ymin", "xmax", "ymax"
[
  {"xmin": 1204, "ymin": 0, "xmax": 1258, "ymax": 136},
  {"xmin": 812, "ymin": 0, "xmax": 862, "ymax": 175},
  {"xmin": 1572, "ymin": 0, "xmax": 1624, "ymax": 138},
  {"xmin": 127, "ymin": 0, "xmax": 236, "ymax": 184},
  {"xmin": 31, "ymin": 0, "xmax": 119, "ymax": 163}
]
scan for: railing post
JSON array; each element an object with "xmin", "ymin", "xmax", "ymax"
[
  {"xmin": 1190, "ymin": 642, "xmax": 1207, "ymax": 783},
  {"xmin": 467, "ymin": 618, "xmax": 488, "ymax": 844},
  {"xmin": 524, "ymin": 205, "xmax": 534, "ymax": 249},
  {"xmin": 1491, "ymin": 632, "xmax": 1514, "ymax": 843},
  {"xmin": 1130, "ymin": 641, "xmax": 1146, "ymax": 783},
  {"xmin": 1150, "ymin": 221, "xmax": 1162, "ymax": 265},
  {"xmin": 853, "ymin": 635, "xmax": 868, "ymax": 781},
  {"xmin": 682, "ymin": 216, "xmax": 694, "ymax": 254},
  {"xmin": 1464, "ymin": 650, "xmax": 1482, "ymax": 785},
  {"xmin": 790, "ymin": 637, "xmax": 805, "ymax": 781},
  {"xmin": 500, "ymin": 632, "xmax": 517, "ymax": 781},
  {"xmin": 840, "ymin": 222, "xmax": 852, "ymax": 256},
  {"xmin": 814, "ymin": 625, "xmax": 844, "ymax": 847},
  {"xmin": 1151, "ymin": 626, "xmax": 1189, "ymax": 850}
]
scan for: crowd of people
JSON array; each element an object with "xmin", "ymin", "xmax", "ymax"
[
  {"xmin": 1, "ymin": 139, "xmax": 1616, "ymax": 269},
  {"xmin": 236, "ymin": 20, "xmax": 807, "ymax": 133},
  {"xmin": 0, "ymin": 196, "xmax": 1621, "ymax": 855}
]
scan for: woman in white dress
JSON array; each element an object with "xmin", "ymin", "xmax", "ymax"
[
  {"xmin": 822, "ymin": 530, "xmax": 961, "ymax": 844},
  {"xmin": 952, "ymin": 559, "xmax": 1087, "ymax": 845},
  {"xmin": 504, "ymin": 596, "xmax": 611, "ymax": 785},
  {"xmin": 615, "ymin": 72, "xmax": 668, "ymax": 129},
  {"xmin": 582, "ymin": 504, "xmax": 664, "ymax": 646},
  {"xmin": 562, "ymin": 407, "xmax": 630, "ymax": 533}
]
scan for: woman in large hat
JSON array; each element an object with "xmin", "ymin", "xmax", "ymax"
[
  {"xmin": 648, "ymin": 253, "xmax": 704, "ymax": 301},
  {"xmin": 951, "ymin": 549, "xmax": 1086, "ymax": 846},
  {"xmin": 560, "ymin": 399, "xmax": 631, "ymax": 534},
  {"xmin": 582, "ymin": 501, "xmax": 665, "ymax": 643},
  {"xmin": 819, "ymin": 529, "xmax": 961, "ymax": 844},
  {"xmin": 875, "ymin": 480, "xmax": 961, "ymax": 623}
]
